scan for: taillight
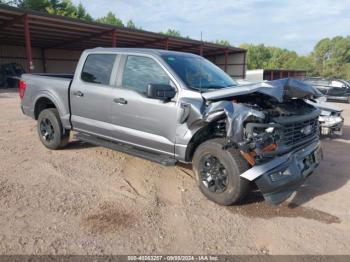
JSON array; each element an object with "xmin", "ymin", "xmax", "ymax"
[{"xmin": 19, "ymin": 80, "xmax": 26, "ymax": 100}]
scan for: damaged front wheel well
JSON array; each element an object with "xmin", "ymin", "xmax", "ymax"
[{"xmin": 185, "ymin": 121, "xmax": 226, "ymax": 162}]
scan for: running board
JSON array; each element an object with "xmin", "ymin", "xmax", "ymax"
[{"xmin": 75, "ymin": 132, "xmax": 178, "ymax": 166}]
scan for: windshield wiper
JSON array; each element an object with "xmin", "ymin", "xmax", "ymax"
[
  {"xmin": 189, "ymin": 85, "xmax": 234, "ymax": 92},
  {"xmin": 188, "ymin": 85, "xmax": 203, "ymax": 92},
  {"xmin": 202, "ymin": 85, "xmax": 227, "ymax": 90}
]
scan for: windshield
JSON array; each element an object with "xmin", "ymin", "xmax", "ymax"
[
  {"xmin": 161, "ymin": 54, "xmax": 237, "ymax": 91},
  {"xmin": 341, "ymin": 80, "xmax": 350, "ymax": 88}
]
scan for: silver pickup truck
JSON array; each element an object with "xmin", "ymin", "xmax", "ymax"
[{"xmin": 20, "ymin": 48, "xmax": 323, "ymax": 205}]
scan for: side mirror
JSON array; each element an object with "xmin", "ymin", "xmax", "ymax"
[{"xmin": 147, "ymin": 84, "xmax": 176, "ymax": 100}]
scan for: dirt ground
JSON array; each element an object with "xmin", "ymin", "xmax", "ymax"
[{"xmin": 0, "ymin": 89, "xmax": 349, "ymax": 255}]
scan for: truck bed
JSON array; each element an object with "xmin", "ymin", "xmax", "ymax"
[
  {"xmin": 33, "ymin": 73, "xmax": 74, "ymax": 79},
  {"xmin": 21, "ymin": 73, "xmax": 73, "ymax": 129}
]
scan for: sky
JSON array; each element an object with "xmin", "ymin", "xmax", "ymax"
[{"xmin": 72, "ymin": 0, "xmax": 350, "ymax": 55}]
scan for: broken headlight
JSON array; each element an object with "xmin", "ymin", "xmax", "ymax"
[
  {"xmin": 249, "ymin": 125, "xmax": 280, "ymax": 152},
  {"xmin": 239, "ymin": 123, "xmax": 281, "ymax": 165}
]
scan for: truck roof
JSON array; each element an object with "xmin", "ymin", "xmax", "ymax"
[{"xmin": 86, "ymin": 47, "xmax": 200, "ymax": 57}]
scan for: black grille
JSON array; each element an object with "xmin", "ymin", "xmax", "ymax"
[{"xmin": 280, "ymin": 117, "xmax": 319, "ymax": 146}]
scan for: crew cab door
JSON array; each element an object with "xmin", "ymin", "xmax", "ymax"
[
  {"xmin": 70, "ymin": 53, "xmax": 118, "ymax": 136},
  {"xmin": 109, "ymin": 54, "xmax": 178, "ymax": 156}
]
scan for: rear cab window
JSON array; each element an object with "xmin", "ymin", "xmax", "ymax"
[{"xmin": 81, "ymin": 54, "xmax": 117, "ymax": 85}]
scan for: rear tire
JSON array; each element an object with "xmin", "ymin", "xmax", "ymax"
[
  {"xmin": 37, "ymin": 108, "xmax": 70, "ymax": 150},
  {"xmin": 192, "ymin": 138, "xmax": 250, "ymax": 205}
]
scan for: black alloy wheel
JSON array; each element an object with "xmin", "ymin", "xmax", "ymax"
[
  {"xmin": 199, "ymin": 154, "xmax": 228, "ymax": 193},
  {"xmin": 39, "ymin": 117, "xmax": 55, "ymax": 142}
]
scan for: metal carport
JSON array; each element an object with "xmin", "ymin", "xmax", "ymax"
[{"xmin": 0, "ymin": 4, "xmax": 247, "ymax": 78}]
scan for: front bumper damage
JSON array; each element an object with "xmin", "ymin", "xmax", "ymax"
[{"xmin": 240, "ymin": 140, "xmax": 322, "ymax": 204}]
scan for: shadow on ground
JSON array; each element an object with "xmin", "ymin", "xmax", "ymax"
[
  {"xmin": 64, "ymin": 140, "xmax": 97, "ymax": 150},
  {"xmin": 289, "ymin": 130, "xmax": 350, "ymax": 207},
  {"xmin": 225, "ymin": 191, "xmax": 340, "ymax": 224},
  {"xmin": 0, "ymin": 88, "xmax": 18, "ymax": 94}
]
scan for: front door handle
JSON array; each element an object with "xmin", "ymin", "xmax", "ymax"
[
  {"xmin": 113, "ymin": 97, "xmax": 127, "ymax": 104},
  {"xmin": 73, "ymin": 91, "xmax": 84, "ymax": 97}
]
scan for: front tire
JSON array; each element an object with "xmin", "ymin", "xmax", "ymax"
[
  {"xmin": 37, "ymin": 108, "xmax": 70, "ymax": 150},
  {"xmin": 192, "ymin": 138, "xmax": 250, "ymax": 205}
]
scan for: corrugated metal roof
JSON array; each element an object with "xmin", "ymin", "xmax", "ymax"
[{"xmin": 0, "ymin": 4, "xmax": 246, "ymax": 56}]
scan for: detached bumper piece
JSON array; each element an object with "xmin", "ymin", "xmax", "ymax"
[{"xmin": 240, "ymin": 141, "xmax": 322, "ymax": 205}]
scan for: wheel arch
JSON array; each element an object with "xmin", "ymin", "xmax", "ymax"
[
  {"xmin": 34, "ymin": 96, "xmax": 59, "ymax": 120},
  {"xmin": 184, "ymin": 123, "xmax": 222, "ymax": 162}
]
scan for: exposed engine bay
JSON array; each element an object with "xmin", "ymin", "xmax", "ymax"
[
  {"xmin": 209, "ymin": 94, "xmax": 320, "ymax": 166},
  {"xmin": 179, "ymin": 78, "xmax": 323, "ymax": 204}
]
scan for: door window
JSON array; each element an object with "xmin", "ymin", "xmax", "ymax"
[
  {"xmin": 122, "ymin": 55, "xmax": 171, "ymax": 94},
  {"xmin": 81, "ymin": 54, "xmax": 116, "ymax": 85}
]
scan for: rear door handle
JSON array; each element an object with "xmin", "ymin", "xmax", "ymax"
[
  {"xmin": 113, "ymin": 98, "xmax": 127, "ymax": 104},
  {"xmin": 73, "ymin": 91, "xmax": 84, "ymax": 97}
]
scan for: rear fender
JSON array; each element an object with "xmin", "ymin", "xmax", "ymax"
[{"xmin": 33, "ymin": 91, "xmax": 71, "ymax": 129}]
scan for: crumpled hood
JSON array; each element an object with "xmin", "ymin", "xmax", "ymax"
[{"xmin": 201, "ymin": 78, "xmax": 322, "ymax": 102}]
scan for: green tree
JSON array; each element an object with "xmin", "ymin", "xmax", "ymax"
[
  {"xmin": 342, "ymin": 63, "xmax": 350, "ymax": 79},
  {"xmin": 76, "ymin": 2, "xmax": 93, "ymax": 21},
  {"xmin": 214, "ymin": 39, "xmax": 231, "ymax": 46},
  {"xmin": 96, "ymin": 11, "xmax": 124, "ymax": 27},
  {"xmin": 266, "ymin": 47, "xmax": 299, "ymax": 69},
  {"xmin": 4, "ymin": 0, "xmax": 93, "ymax": 21},
  {"xmin": 239, "ymin": 43, "xmax": 316, "ymax": 74},
  {"xmin": 311, "ymin": 38, "xmax": 331, "ymax": 76},
  {"xmin": 126, "ymin": 19, "xmax": 136, "ymax": 29},
  {"xmin": 161, "ymin": 29, "xmax": 181, "ymax": 37},
  {"xmin": 126, "ymin": 20, "xmax": 142, "ymax": 30},
  {"xmin": 289, "ymin": 56, "xmax": 315, "ymax": 73},
  {"xmin": 311, "ymin": 36, "xmax": 350, "ymax": 78},
  {"xmin": 46, "ymin": 0, "xmax": 77, "ymax": 17},
  {"xmin": 239, "ymin": 43, "xmax": 272, "ymax": 69},
  {"xmin": 15, "ymin": 0, "xmax": 50, "ymax": 12}
]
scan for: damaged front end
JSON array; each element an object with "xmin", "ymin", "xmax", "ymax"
[{"xmin": 201, "ymin": 79, "xmax": 323, "ymax": 205}]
